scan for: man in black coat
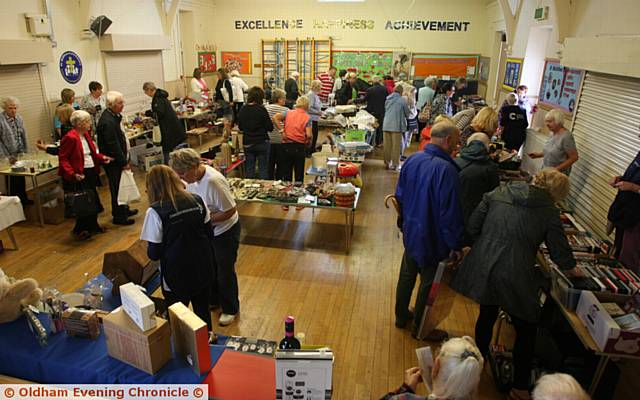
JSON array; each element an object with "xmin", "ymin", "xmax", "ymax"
[
  {"xmin": 284, "ymin": 71, "xmax": 300, "ymax": 109},
  {"xmin": 336, "ymin": 72, "xmax": 358, "ymax": 105},
  {"xmin": 97, "ymin": 91, "xmax": 137, "ymax": 225},
  {"xmin": 365, "ymin": 76, "xmax": 388, "ymax": 146},
  {"xmin": 143, "ymin": 82, "xmax": 186, "ymax": 164}
]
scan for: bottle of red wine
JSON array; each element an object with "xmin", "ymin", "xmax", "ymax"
[{"xmin": 279, "ymin": 316, "xmax": 301, "ymax": 350}]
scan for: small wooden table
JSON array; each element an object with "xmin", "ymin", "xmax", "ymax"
[{"xmin": 0, "ymin": 164, "xmax": 58, "ymax": 227}]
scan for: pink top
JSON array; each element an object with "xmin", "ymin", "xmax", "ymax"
[{"xmin": 283, "ymin": 108, "xmax": 311, "ymax": 144}]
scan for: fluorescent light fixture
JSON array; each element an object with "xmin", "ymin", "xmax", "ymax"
[{"xmin": 318, "ymin": 0, "xmax": 365, "ymax": 2}]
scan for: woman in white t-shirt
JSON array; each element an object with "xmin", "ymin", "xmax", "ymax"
[
  {"xmin": 170, "ymin": 148, "xmax": 240, "ymax": 327},
  {"xmin": 190, "ymin": 67, "xmax": 210, "ymax": 102},
  {"xmin": 140, "ymin": 165, "xmax": 214, "ymax": 330},
  {"xmin": 229, "ymin": 70, "xmax": 249, "ymax": 122}
]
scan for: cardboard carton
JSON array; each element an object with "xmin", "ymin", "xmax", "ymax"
[
  {"xmin": 119, "ymin": 282, "xmax": 156, "ymax": 332},
  {"xmin": 168, "ymin": 302, "xmax": 212, "ymax": 376},
  {"xmin": 103, "ymin": 307, "xmax": 171, "ymax": 374},
  {"xmin": 275, "ymin": 349, "xmax": 333, "ymax": 400}
]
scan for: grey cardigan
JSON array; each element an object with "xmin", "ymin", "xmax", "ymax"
[
  {"xmin": 0, "ymin": 112, "xmax": 27, "ymax": 156},
  {"xmin": 382, "ymin": 92, "xmax": 411, "ymax": 132}
]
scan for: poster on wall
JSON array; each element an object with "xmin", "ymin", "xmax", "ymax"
[
  {"xmin": 392, "ymin": 52, "xmax": 413, "ymax": 79},
  {"xmin": 502, "ymin": 58, "xmax": 523, "ymax": 91},
  {"xmin": 198, "ymin": 52, "xmax": 216, "ymax": 73},
  {"xmin": 478, "ymin": 56, "xmax": 490, "ymax": 82},
  {"xmin": 221, "ymin": 51, "xmax": 252, "ymax": 75},
  {"xmin": 331, "ymin": 51, "xmax": 393, "ymax": 80},
  {"xmin": 59, "ymin": 51, "xmax": 82, "ymax": 84},
  {"xmin": 539, "ymin": 59, "xmax": 585, "ymax": 113}
]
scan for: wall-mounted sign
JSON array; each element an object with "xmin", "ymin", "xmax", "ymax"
[
  {"xmin": 385, "ymin": 20, "xmax": 470, "ymax": 31},
  {"xmin": 313, "ymin": 19, "xmax": 374, "ymax": 29},
  {"xmin": 539, "ymin": 59, "xmax": 584, "ymax": 113},
  {"xmin": 198, "ymin": 52, "xmax": 216, "ymax": 73},
  {"xmin": 411, "ymin": 54, "xmax": 479, "ymax": 79},
  {"xmin": 234, "ymin": 19, "xmax": 303, "ymax": 30},
  {"xmin": 221, "ymin": 51, "xmax": 252, "ymax": 75},
  {"xmin": 502, "ymin": 58, "xmax": 523, "ymax": 91},
  {"xmin": 59, "ymin": 51, "xmax": 82, "ymax": 84},
  {"xmin": 196, "ymin": 43, "xmax": 215, "ymax": 51}
]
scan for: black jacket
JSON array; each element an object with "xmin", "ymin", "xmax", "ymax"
[
  {"xmin": 336, "ymin": 81, "xmax": 357, "ymax": 105},
  {"xmin": 455, "ymin": 140, "xmax": 500, "ymax": 227},
  {"xmin": 499, "ymin": 105, "xmax": 528, "ymax": 151},
  {"xmin": 215, "ymin": 79, "xmax": 234, "ymax": 103},
  {"xmin": 608, "ymin": 151, "xmax": 640, "ymax": 229},
  {"xmin": 238, "ymin": 104, "xmax": 274, "ymax": 146},
  {"xmin": 285, "ymin": 78, "xmax": 299, "ymax": 102},
  {"xmin": 148, "ymin": 89, "xmax": 186, "ymax": 152},
  {"xmin": 97, "ymin": 109, "xmax": 128, "ymax": 167},
  {"xmin": 365, "ymin": 83, "xmax": 388, "ymax": 118}
]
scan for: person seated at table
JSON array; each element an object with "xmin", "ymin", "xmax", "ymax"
[
  {"xmin": 54, "ymin": 88, "xmax": 80, "ymax": 140},
  {"xmin": 451, "ymin": 168, "xmax": 577, "ymax": 400},
  {"xmin": 380, "ymin": 336, "xmax": 484, "ymax": 400},
  {"xmin": 140, "ymin": 164, "xmax": 213, "ymax": 331},
  {"xmin": 59, "ymin": 110, "xmax": 111, "ymax": 240},
  {"xmin": 0, "ymin": 96, "xmax": 31, "ymax": 205},
  {"xmin": 499, "ymin": 93, "xmax": 528, "ymax": 151},
  {"xmin": 532, "ymin": 373, "xmax": 589, "ymax": 400},
  {"xmin": 238, "ymin": 86, "xmax": 273, "ymax": 179}
]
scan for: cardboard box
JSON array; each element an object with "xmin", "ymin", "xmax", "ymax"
[
  {"xmin": 119, "ymin": 282, "xmax": 156, "ymax": 332},
  {"xmin": 103, "ymin": 307, "xmax": 172, "ymax": 374},
  {"xmin": 139, "ymin": 153, "xmax": 163, "ymax": 171},
  {"xmin": 576, "ymin": 291, "xmax": 640, "ymax": 356},
  {"xmin": 102, "ymin": 240, "xmax": 159, "ymax": 294},
  {"xmin": 168, "ymin": 302, "xmax": 212, "ymax": 376},
  {"xmin": 275, "ymin": 350, "xmax": 333, "ymax": 400}
]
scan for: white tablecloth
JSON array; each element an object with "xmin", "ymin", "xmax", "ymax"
[{"xmin": 0, "ymin": 196, "xmax": 25, "ymax": 231}]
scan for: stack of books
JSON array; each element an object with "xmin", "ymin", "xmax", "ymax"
[{"xmin": 554, "ymin": 264, "xmax": 640, "ymax": 295}]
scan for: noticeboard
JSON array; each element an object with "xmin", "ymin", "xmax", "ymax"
[{"xmin": 538, "ymin": 59, "xmax": 584, "ymax": 113}]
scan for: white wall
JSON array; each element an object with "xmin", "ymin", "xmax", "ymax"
[
  {"xmin": 210, "ymin": 0, "xmax": 489, "ymax": 86},
  {"xmin": 0, "ymin": 0, "xmax": 215, "ymax": 101}
]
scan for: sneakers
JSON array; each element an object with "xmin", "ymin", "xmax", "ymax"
[{"xmin": 218, "ymin": 313, "xmax": 237, "ymax": 326}]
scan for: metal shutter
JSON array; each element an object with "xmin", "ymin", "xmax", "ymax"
[
  {"xmin": 0, "ymin": 64, "xmax": 51, "ymax": 145},
  {"xmin": 103, "ymin": 51, "xmax": 165, "ymax": 115},
  {"xmin": 568, "ymin": 72, "xmax": 640, "ymax": 239}
]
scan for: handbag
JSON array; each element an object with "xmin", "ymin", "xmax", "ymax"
[
  {"xmin": 418, "ymin": 103, "xmax": 431, "ymax": 123},
  {"xmin": 64, "ymin": 185, "xmax": 98, "ymax": 218},
  {"xmin": 117, "ymin": 170, "xmax": 141, "ymax": 206}
]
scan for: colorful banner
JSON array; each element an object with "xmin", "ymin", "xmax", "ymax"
[
  {"xmin": 197, "ymin": 52, "xmax": 216, "ymax": 73},
  {"xmin": 331, "ymin": 51, "xmax": 393, "ymax": 80},
  {"xmin": 539, "ymin": 59, "xmax": 584, "ymax": 113},
  {"xmin": 221, "ymin": 51, "xmax": 252, "ymax": 75},
  {"xmin": 502, "ymin": 58, "xmax": 523, "ymax": 91}
]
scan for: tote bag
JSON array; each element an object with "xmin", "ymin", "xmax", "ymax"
[{"xmin": 117, "ymin": 170, "xmax": 141, "ymax": 205}]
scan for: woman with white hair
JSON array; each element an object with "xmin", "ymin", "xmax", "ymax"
[
  {"xmin": 499, "ymin": 92, "xmax": 528, "ymax": 151},
  {"xmin": 532, "ymin": 373, "xmax": 589, "ymax": 400},
  {"xmin": 417, "ymin": 76, "xmax": 438, "ymax": 111},
  {"xmin": 306, "ymin": 80, "xmax": 323, "ymax": 154},
  {"xmin": 229, "ymin": 70, "xmax": 249, "ymax": 122},
  {"xmin": 0, "ymin": 96, "xmax": 31, "ymax": 204},
  {"xmin": 59, "ymin": 110, "xmax": 113, "ymax": 240},
  {"xmin": 528, "ymin": 109, "xmax": 579, "ymax": 174},
  {"xmin": 380, "ymin": 336, "xmax": 484, "ymax": 400},
  {"xmin": 451, "ymin": 168, "xmax": 577, "ymax": 400}
]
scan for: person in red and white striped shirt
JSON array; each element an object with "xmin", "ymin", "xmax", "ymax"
[{"xmin": 316, "ymin": 66, "xmax": 336, "ymax": 103}]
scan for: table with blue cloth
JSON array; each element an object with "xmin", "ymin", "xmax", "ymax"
[{"xmin": 0, "ymin": 273, "xmax": 227, "ymax": 384}]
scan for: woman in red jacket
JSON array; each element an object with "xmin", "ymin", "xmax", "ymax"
[{"xmin": 59, "ymin": 110, "xmax": 112, "ymax": 240}]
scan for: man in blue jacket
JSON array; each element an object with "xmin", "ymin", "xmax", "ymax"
[{"xmin": 394, "ymin": 121, "xmax": 464, "ymax": 339}]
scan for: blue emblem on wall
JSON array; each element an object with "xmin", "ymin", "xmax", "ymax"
[{"xmin": 59, "ymin": 51, "xmax": 82, "ymax": 84}]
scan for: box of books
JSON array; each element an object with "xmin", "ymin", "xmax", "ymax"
[{"xmin": 577, "ymin": 291, "xmax": 640, "ymax": 356}]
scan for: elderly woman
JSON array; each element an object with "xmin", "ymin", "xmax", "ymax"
[
  {"xmin": 237, "ymin": 86, "xmax": 273, "ymax": 179},
  {"xmin": 499, "ymin": 92, "xmax": 529, "ymax": 151},
  {"xmin": 402, "ymin": 86, "xmax": 419, "ymax": 158},
  {"xmin": 274, "ymin": 96, "xmax": 312, "ymax": 184},
  {"xmin": 285, "ymin": 71, "xmax": 300, "ymax": 108},
  {"xmin": 416, "ymin": 76, "xmax": 438, "ymax": 111},
  {"xmin": 528, "ymin": 109, "xmax": 579, "ymax": 174},
  {"xmin": 59, "ymin": 110, "xmax": 112, "ymax": 240},
  {"xmin": 0, "ymin": 96, "xmax": 30, "ymax": 204},
  {"xmin": 452, "ymin": 168, "xmax": 576, "ymax": 400},
  {"xmin": 428, "ymin": 83, "xmax": 454, "ymax": 125},
  {"xmin": 381, "ymin": 336, "xmax": 484, "ymax": 400},
  {"xmin": 459, "ymin": 106, "xmax": 499, "ymax": 146},
  {"xmin": 307, "ymin": 80, "xmax": 323, "ymax": 155},
  {"xmin": 532, "ymin": 373, "xmax": 589, "ymax": 400},
  {"xmin": 383, "ymin": 85, "xmax": 411, "ymax": 170}
]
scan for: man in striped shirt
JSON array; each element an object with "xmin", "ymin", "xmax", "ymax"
[{"xmin": 316, "ymin": 66, "xmax": 336, "ymax": 103}]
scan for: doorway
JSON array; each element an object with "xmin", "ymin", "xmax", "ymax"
[
  {"xmin": 178, "ymin": 10, "xmax": 196, "ymax": 81},
  {"xmin": 521, "ymin": 26, "xmax": 552, "ymax": 120}
]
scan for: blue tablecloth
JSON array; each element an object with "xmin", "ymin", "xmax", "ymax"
[{"xmin": 0, "ymin": 313, "xmax": 227, "ymax": 384}]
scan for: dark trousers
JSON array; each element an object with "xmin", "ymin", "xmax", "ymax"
[
  {"xmin": 211, "ymin": 221, "xmax": 241, "ymax": 315},
  {"xmin": 268, "ymin": 143, "xmax": 284, "ymax": 180},
  {"xmin": 244, "ymin": 141, "xmax": 270, "ymax": 179},
  {"xmin": 6, "ymin": 176, "xmax": 28, "ymax": 203},
  {"xmin": 371, "ymin": 113, "xmax": 385, "ymax": 146},
  {"xmin": 307, "ymin": 120, "xmax": 319, "ymax": 156},
  {"xmin": 233, "ymin": 102, "xmax": 244, "ymax": 124},
  {"xmin": 280, "ymin": 142, "xmax": 306, "ymax": 183},
  {"xmin": 475, "ymin": 305, "xmax": 536, "ymax": 390},
  {"xmin": 163, "ymin": 285, "xmax": 212, "ymax": 331},
  {"xmin": 104, "ymin": 164, "xmax": 128, "ymax": 220},
  {"xmin": 64, "ymin": 169, "xmax": 102, "ymax": 234},
  {"xmin": 394, "ymin": 251, "xmax": 437, "ymax": 335}
]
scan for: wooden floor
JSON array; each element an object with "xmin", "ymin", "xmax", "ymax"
[{"xmin": 1, "ymin": 151, "xmax": 637, "ymax": 399}]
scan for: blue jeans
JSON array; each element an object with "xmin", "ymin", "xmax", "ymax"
[{"xmin": 245, "ymin": 141, "xmax": 270, "ymax": 179}]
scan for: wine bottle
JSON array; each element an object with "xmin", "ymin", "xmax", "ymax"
[{"xmin": 279, "ymin": 316, "xmax": 301, "ymax": 350}]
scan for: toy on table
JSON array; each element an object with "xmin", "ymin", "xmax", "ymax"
[{"xmin": 0, "ymin": 268, "xmax": 42, "ymax": 324}]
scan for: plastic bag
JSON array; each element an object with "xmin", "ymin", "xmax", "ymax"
[{"xmin": 117, "ymin": 170, "xmax": 141, "ymax": 205}]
